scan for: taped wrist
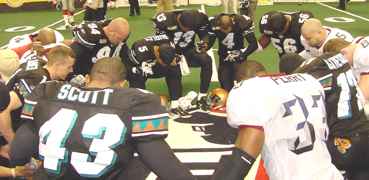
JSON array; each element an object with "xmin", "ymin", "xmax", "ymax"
[{"xmin": 213, "ymin": 148, "xmax": 255, "ymax": 180}]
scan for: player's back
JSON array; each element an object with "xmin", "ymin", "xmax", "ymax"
[
  {"xmin": 26, "ymin": 81, "xmax": 169, "ymax": 179},
  {"xmin": 227, "ymin": 74, "xmax": 342, "ymax": 180}
]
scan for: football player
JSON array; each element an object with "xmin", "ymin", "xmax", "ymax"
[
  {"xmin": 239, "ymin": 0, "xmax": 257, "ymax": 22},
  {"xmin": 299, "ymin": 18, "xmax": 353, "ymax": 59},
  {"xmin": 208, "ymin": 13, "xmax": 258, "ymax": 91},
  {"xmin": 213, "ymin": 72, "xmax": 343, "ymax": 179},
  {"xmin": 8, "ymin": 28, "xmax": 64, "ymax": 59},
  {"xmin": 258, "ymin": 11, "xmax": 313, "ymax": 57},
  {"xmin": 83, "ymin": 0, "xmax": 108, "ymax": 21},
  {"xmin": 295, "ymin": 53, "xmax": 369, "ymax": 180},
  {"xmin": 70, "ymin": 17, "xmax": 130, "ymax": 75},
  {"xmin": 0, "ymin": 45, "xmax": 75, "ymax": 144},
  {"xmin": 125, "ymin": 35, "xmax": 186, "ymax": 117},
  {"xmin": 322, "ymin": 37, "xmax": 369, "ymax": 102},
  {"xmin": 152, "ymin": 10, "xmax": 213, "ymax": 99},
  {"xmin": 10, "ymin": 57, "xmax": 196, "ymax": 180}
]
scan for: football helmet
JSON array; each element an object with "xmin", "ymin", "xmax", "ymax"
[{"xmin": 208, "ymin": 88, "xmax": 228, "ymax": 109}]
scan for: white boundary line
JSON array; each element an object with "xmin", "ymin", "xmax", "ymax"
[
  {"xmin": 316, "ymin": 2, "xmax": 369, "ymax": 23},
  {"xmin": 0, "ymin": 9, "xmax": 85, "ymax": 49}
]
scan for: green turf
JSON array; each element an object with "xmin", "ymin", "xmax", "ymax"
[{"xmin": 1, "ymin": 2, "xmax": 368, "ymax": 96}]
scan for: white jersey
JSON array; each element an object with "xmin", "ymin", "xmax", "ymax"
[
  {"xmin": 300, "ymin": 26, "xmax": 353, "ymax": 59},
  {"xmin": 8, "ymin": 30, "xmax": 64, "ymax": 58},
  {"xmin": 352, "ymin": 36, "xmax": 369, "ymax": 80},
  {"xmin": 227, "ymin": 74, "xmax": 343, "ymax": 180}
]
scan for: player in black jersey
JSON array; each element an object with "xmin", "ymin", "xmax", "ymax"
[
  {"xmin": 152, "ymin": 10, "xmax": 212, "ymax": 98},
  {"xmin": 208, "ymin": 13, "xmax": 257, "ymax": 91},
  {"xmin": 258, "ymin": 11, "xmax": 313, "ymax": 57},
  {"xmin": 10, "ymin": 57, "xmax": 195, "ymax": 180},
  {"xmin": 294, "ymin": 53, "xmax": 369, "ymax": 180},
  {"xmin": 0, "ymin": 45, "xmax": 75, "ymax": 145},
  {"xmin": 126, "ymin": 34, "xmax": 187, "ymax": 117},
  {"xmin": 70, "ymin": 17, "xmax": 130, "ymax": 75}
]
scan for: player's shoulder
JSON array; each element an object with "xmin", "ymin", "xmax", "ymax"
[
  {"xmin": 152, "ymin": 11, "xmax": 178, "ymax": 30},
  {"xmin": 73, "ymin": 21, "xmax": 108, "ymax": 47},
  {"xmin": 259, "ymin": 11, "xmax": 277, "ymax": 34},
  {"xmin": 111, "ymin": 88, "xmax": 160, "ymax": 107},
  {"xmin": 234, "ymin": 14, "xmax": 254, "ymax": 31}
]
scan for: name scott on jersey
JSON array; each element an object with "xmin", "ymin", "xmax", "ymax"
[{"xmin": 57, "ymin": 84, "xmax": 113, "ymax": 105}]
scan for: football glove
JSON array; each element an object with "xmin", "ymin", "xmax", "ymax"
[
  {"xmin": 225, "ymin": 50, "xmax": 241, "ymax": 62},
  {"xmin": 69, "ymin": 74, "xmax": 86, "ymax": 86},
  {"xmin": 196, "ymin": 40, "xmax": 208, "ymax": 53}
]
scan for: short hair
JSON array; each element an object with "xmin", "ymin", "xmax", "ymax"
[
  {"xmin": 179, "ymin": 11, "xmax": 197, "ymax": 29},
  {"xmin": 0, "ymin": 49, "xmax": 20, "ymax": 81},
  {"xmin": 36, "ymin": 28, "xmax": 56, "ymax": 45},
  {"xmin": 159, "ymin": 43, "xmax": 176, "ymax": 65},
  {"xmin": 219, "ymin": 15, "xmax": 232, "ymax": 30},
  {"xmin": 270, "ymin": 12, "xmax": 287, "ymax": 34},
  {"xmin": 323, "ymin": 38, "xmax": 351, "ymax": 54},
  {"xmin": 89, "ymin": 57, "xmax": 127, "ymax": 84},
  {"xmin": 46, "ymin": 45, "xmax": 75, "ymax": 66},
  {"xmin": 235, "ymin": 60, "xmax": 266, "ymax": 81},
  {"xmin": 279, "ymin": 53, "xmax": 305, "ymax": 74}
]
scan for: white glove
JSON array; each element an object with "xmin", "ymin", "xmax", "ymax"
[
  {"xmin": 141, "ymin": 62, "xmax": 154, "ymax": 77},
  {"xmin": 178, "ymin": 91, "xmax": 198, "ymax": 111},
  {"xmin": 70, "ymin": 74, "xmax": 86, "ymax": 86},
  {"xmin": 224, "ymin": 50, "xmax": 241, "ymax": 62}
]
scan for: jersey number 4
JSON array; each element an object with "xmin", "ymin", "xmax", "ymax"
[{"xmin": 39, "ymin": 108, "xmax": 126, "ymax": 177}]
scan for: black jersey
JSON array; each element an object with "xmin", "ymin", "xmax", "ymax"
[
  {"xmin": 6, "ymin": 59, "xmax": 50, "ymax": 131},
  {"xmin": 259, "ymin": 11, "xmax": 313, "ymax": 56},
  {"xmin": 21, "ymin": 81, "xmax": 169, "ymax": 180},
  {"xmin": 209, "ymin": 14, "xmax": 254, "ymax": 55},
  {"xmin": 0, "ymin": 82, "xmax": 10, "ymax": 112},
  {"xmin": 129, "ymin": 34, "xmax": 172, "ymax": 66},
  {"xmin": 296, "ymin": 53, "xmax": 369, "ymax": 137},
  {"xmin": 72, "ymin": 20, "xmax": 129, "ymax": 75},
  {"xmin": 152, "ymin": 10, "xmax": 210, "ymax": 52}
]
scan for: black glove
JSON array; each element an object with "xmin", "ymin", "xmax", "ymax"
[
  {"xmin": 197, "ymin": 96, "xmax": 211, "ymax": 111},
  {"xmin": 225, "ymin": 50, "xmax": 247, "ymax": 62}
]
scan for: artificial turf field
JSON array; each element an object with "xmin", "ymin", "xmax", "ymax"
[
  {"xmin": 0, "ymin": 2, "xmax": 368, "ymax": 179},
  {"xmin": 1, "ymin": 2, "xmax": 368, "ymax": 96}
]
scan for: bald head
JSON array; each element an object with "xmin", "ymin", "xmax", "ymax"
[
  {"xmin": 301, "ymin": 18, "xmax": 323, "ymax": 35},
  {"xmin": 105, "ymin": 17, "xmax": 130, "ymax": 45},
  {"xmin": 301, "ymin": 18, "xmax": 326, "ymax": 47},
  {"xmin": 35, "ymin": 28, "xmax": 56, "ymax": 45}
]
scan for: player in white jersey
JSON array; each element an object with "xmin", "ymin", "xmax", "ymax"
[
  {"xmin": 212, "ymin": 73, "xmax": 343, "ymax": 180},
  {"xmin": 8, "ymin": 28, "xmax": 64, "ymax": 59},
  {"xmin": 299, "ymin": 18, "xmax": 353, "ymax": 60}
]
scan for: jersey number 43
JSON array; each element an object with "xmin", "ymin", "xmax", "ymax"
[{"xmin": 39, "ymin": 108, "xmax": 126, "ymax": 177}]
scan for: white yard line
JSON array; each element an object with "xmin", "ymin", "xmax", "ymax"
[
  {"xmin": 0, "ymin": 9, "xmax": 85, "ymax": 49},
  {"xmin": 316, "ymin": 2, "xmax": 369, "ymax": 23}
]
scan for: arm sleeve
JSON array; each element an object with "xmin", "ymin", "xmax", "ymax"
[
  {"xmin": 20, "ymin": 83, "xmax": 45, "ymax": 121},
  {"xmin": 10, "ymin": 120, "xmax": 38, "ymax": 166},
  {"xmin": 196, "ymin": 13, "xmax": 211, "ymax": 42},
  {"xmin": 207, "ymin": 17, "xmax": 217, "ymax": 49},
  {"xmin": 241, "ymin": 32, "xmax": 258, "ymax": 59},
  {"xmin": 0, "ymin": 83, "xmax": 10, "ymax": 112},
  {"xmin": 135, "ymin": 139, "xmax": 195, "ymax": 180},
  {"xmin": 130, "ymin": 92, "xmax": 169, "ymax": 141}
]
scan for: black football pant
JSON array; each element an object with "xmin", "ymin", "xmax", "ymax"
[
  {"xmin": 218, "ymin": 54, "xmax": 241, "ymax": 92},
  {"xmin": 127, "ymin": 65, "xmax": 182, "ymax": 101},
  {"xmin": 182, "ymin": 48, "xmax": 212, "ymax": 94},
  {"xmin": 84, "ymin": 7, "xmax": 106, "ymax": 21},
  {"xmin": 327, "ymin": 134, "xmax": 369, "ymax": 180},
  {"xmin": 129, "ymin": 0, "xmax": 141, "ymax": 15}
]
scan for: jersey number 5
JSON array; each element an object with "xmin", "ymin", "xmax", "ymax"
[{"xmin": 39, "ymin": 108, "xmax": 126, "ymax": 177}]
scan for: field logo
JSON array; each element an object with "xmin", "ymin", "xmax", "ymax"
[
  {"xmin": 5, "ymin": 26, "xmax": 35, "ymax": 32},
  {"xmin": 324, "ymin": 17, "xmax": 355, "ymax": 23},
  {"xmin": 6, "ymin": 0, "xmax": 24, "ymax": 8}
]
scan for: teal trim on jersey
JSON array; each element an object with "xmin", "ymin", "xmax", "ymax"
[
  {"xmin": 44, "ymin": 112, "xmax": 78, "ymax": 175},
  {"xmin": 79, "ymin": 119, "xmax": 127, "ymax": 178},
  {"xmin": 132, "ymin": 117, "xmax": 169, "ymax": 133},
  {"xmin": 83, "ymin": 127, "xmax": 107, "ymax": 139}
]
